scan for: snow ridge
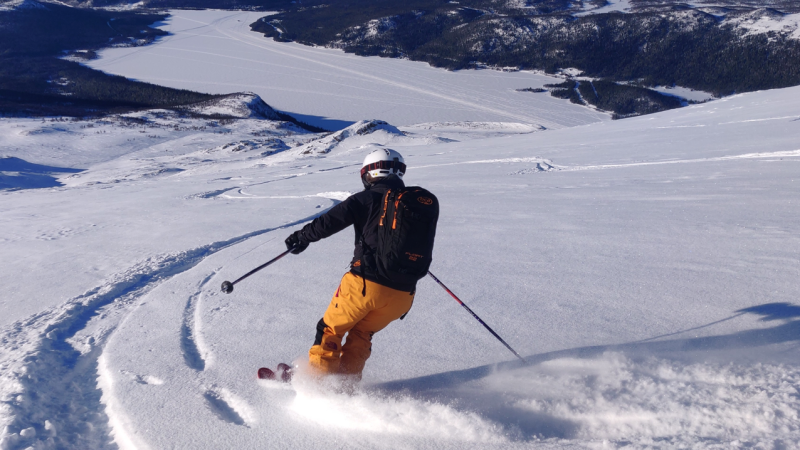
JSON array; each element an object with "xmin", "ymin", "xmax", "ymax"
[
  {"xmin": 295, "ymin": 120, "xmax": 404, "ymax": 155},
  {"xmin": 725, "ymin": 9, "xmax": 800, "ymax": 40},
  {"xmin": 0, "ymin": 0, "xmax": 47, "ymax": 11},
  {"xmin": 180, "ymin": 93, "xmax": 283, "ymax": 120}
]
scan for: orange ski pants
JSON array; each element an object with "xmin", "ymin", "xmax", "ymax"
[{"xmin": 309, "ymin": 272, "xmax": 414, "ymax": 378}]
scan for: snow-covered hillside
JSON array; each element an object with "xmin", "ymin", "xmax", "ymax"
[{"xmin": 2, "ymin": 72, "xmax": 799, "ymax": 449}]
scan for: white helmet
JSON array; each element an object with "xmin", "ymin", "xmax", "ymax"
[{"xmin": 360, "ymin": 148, "xmax": 405, "ymax": 187}]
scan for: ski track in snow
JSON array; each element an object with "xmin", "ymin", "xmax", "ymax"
[
  {"xmin": 184, "ymin": 173, "xmax": 312, "ymax": 200},
  {"xmin": 96, "ymin": 354, "xmax": 152, "ymax": 450},
  {"xmin": 180, "ymin": 273, "xmax": 215, "ymax": 372},
  {"xmin": 221, "ymin": 190, "xmax": 353, "ymax": 200},
  {"xmin": 411, "ymin": 150, "xmax": 800, "ymax": 173},
  {"xmin": 415, "ymin": 157, "xmax": 556, "ymax": 170},
  {"xmin": 2, "ymin": 109, "xmax": 800, "ymax": 448},
  {"xmin": 563, "ymin": 149, "xmax": 800, "ymax": 171},
  {"xmin": 4, "ymin": 17, "xmax": 800, "ymax": 447},
  {"xmin": 202, "ymin": 389, "xmax": 248, "ymax": 428},
  {"xmin": 0, "ymin": 208, "xmax": 336, "ymax": 449}
]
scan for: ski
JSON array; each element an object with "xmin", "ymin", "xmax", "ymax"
[
  {"xmin": 257, "ymin": 363, "xmax": 293, "ymax": 382},
  {"xmin": 257, "ymin": 367, "xmax": 276, "ymax": 380}
]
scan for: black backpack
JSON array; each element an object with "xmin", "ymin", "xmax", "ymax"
[{"xmin": 374, "ymin": 186, "xmax": 439, "ymax": 286}]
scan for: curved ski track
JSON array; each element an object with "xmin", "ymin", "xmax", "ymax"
[{"xmin": 0, "ymin": 205, "xmax": 337, "ymax": 450}]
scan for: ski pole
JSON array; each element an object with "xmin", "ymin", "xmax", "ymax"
[
  {"xmin": 428, "ymin": 271, "xmax": 526, "ymax": 363},
  {"xmin": 221, "ymin": 247, "xmax": 295, "ymax": 294}
]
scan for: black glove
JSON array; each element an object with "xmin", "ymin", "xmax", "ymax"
[{"xmin": 285, "ymin": 230, "xmax": 310, "ymax": 254}]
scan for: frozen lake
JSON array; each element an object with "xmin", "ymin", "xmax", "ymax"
[{"xmin": 88, "ymin": 10, "xmax": 608, "ymax": 130}]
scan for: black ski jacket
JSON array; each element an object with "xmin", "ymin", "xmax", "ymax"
[{"xmin": 299, "ymin": 175, "xmax": 416, "ymax": 292}]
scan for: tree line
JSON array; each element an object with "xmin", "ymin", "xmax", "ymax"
[
  {"xmin": 0, "ymin": 4, "xmax": 218, "ymax": 117},
  {"xmin": 252, "ymin": 1, "xmax": 800, "ymax": 104}
]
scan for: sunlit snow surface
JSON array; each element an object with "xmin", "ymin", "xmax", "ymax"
[
  {"xmin": 650, "ymin": 85, "xmax": 715, "ymax": 103},
  {"xmin": 575, "ymin": 0, "xmax": 634, "ymax": 16},
  {"xmin": 725, "ymin": 11, "xmax": 800, "ymax": 40},
  {"xmin": 2, "ymin": 35, "xmax": 800, "ymax": 450},
  {"xmin": 86, "ymin": 10, "xmax": 608, "ymax": 131}
]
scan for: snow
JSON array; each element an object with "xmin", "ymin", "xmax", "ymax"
[
  {"xmin": 291, "ymin": 120, "xmax": 406, "ymax": 155},
  {"xmin": 725, "ymin": 10, "xmax": 800, "ymax": 40},
  {"xmin": 401, "ymin": 121, "xmax": 544, "ymax": 141},
  {"xmin": 2, "ymin": 10, "xmax": 800, "ymax": 449},
  {"xmin": 98, "ymin": 1, "xmax": 146, "ymax": 11},
  {"xmin": 650, "ymin": 85, "xmax": 715, "ymax": 103},
  {"xmin": 86, "ymin": 10, "xmax": 608, "ymax": 131},
  {"xmin": 556, "ymin": 68, "xmax": 584, "ymax": 77},
  {"xmin": 180, "ymin": 92, "xmax": 283, "ymax": 120},
  {"xmin": 0, "ymin": 0, "xmax": 47, "ymax": 10},
  {"xmin": 363, "ymin": 17, "xmax": 397, "ymax": 38},
  {"xmin": 575, "ymin": 0, "xmax": 633, "ymax": 16}
]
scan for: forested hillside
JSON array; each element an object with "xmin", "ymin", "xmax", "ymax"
[
  {"xmin": 251, "ymin": 0, "xmax": 800, "ymax": 116},
  {"xmin": 0, "ymin": 2, "xmax": 218, "ymax": 116},
  {"xmin": 4, "ymin": 0, "xmax": 800, "ymax": 118}
]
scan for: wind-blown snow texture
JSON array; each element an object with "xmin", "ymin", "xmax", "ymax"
[{"xmin": 2, "ymin": 12, "xmax": 800, "ymax": 450}]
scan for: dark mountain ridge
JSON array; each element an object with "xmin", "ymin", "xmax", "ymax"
[
  {"xmin": 0, "ymin": 2, "xmax": 221, "ymax": 116},
  {"xmin": 0, "ymin": 1, "xmax": 322, "ymax": 130}
]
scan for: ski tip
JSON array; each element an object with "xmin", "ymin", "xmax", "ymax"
[
  {"xmin": 257, "ymin": 367, "xmax": 276, "ymax": 380},
  {"xmin": 258, "ymin": 364, "xmax": 294, "ymax": 383},
  {"xmin": 277, "ymin": 363, "xmax": 293, "ymax": 383}
]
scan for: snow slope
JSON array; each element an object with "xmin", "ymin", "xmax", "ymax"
[
  {"xmin": 575, "ymin": 0, "xmax": 634, "ymax": 16},
  {"xmin": 3, "ymin": 46, "xmax": 800, "ymax": 450},
  {"xmin": 86, "ymin": 10, "xmax": 608, "ymax": 131},
  {"xmin": 725, "ymin": 9, "xmax": 800, "ymax": 40}
]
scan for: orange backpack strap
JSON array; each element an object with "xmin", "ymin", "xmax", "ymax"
[{"xmin": 379, "ymin": 189, "xmax": 391, "ymax": 227}]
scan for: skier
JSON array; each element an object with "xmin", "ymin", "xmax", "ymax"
[{"xmin": 283, "ymin": 148, "xmax": 439, "ymax": 382}]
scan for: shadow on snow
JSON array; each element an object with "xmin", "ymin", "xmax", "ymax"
[
  {"xmin": 279, "ymin": 111, "xmax": 355, "ymax": 132},
  {"xmin": 373, "ymin": 302, "xmax": 800, "ymax": 440},
  {"xmin": 1, "ymin": 204, "xmax": 340, "ymax": 449},
  {"xmin": 0, "ymin": 157, "xmax": 84, "ymax": 191}
]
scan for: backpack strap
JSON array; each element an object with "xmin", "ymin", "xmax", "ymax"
[
  {"xmin": 392, "ymin": 191, "xmax": 407, "ymax": 230},
  {"xmin": 359, "ymin": 236, "xmax": 368, "ymax": 297},
  {"xmin": 368, "ymin": 188, "xmax": 393, "ymax": 296},
  {"xmin": 379, "ymin": 189, "xmax": 391, "ymax": 227}
]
